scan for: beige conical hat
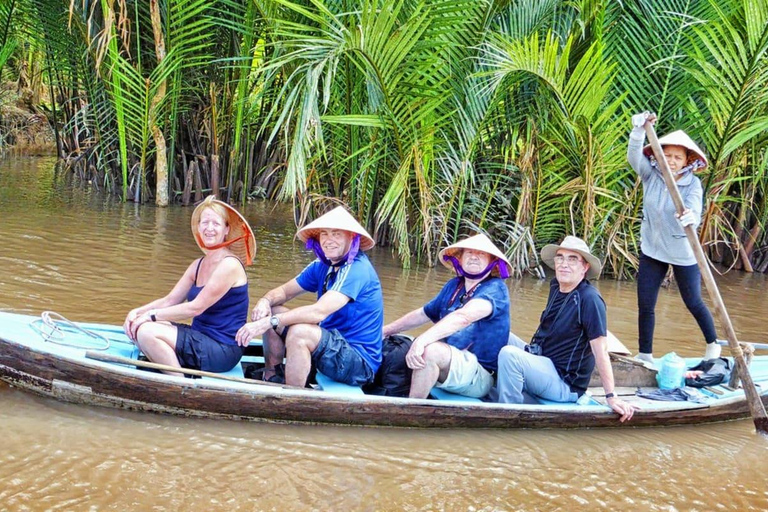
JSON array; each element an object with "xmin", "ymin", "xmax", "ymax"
[
  {"xmin": 643, "ymin": 130, "xmax": 708, "ymax": 170},
  {"xmin": 437, "ymin": 233, "xmax": 511, "ymax": 278},
  {"xmin": 296, "ymin": 206, "xmax": 375, "ymax": 250},
  {"xmin": 191, "ymin": 196, "xmax": 257, "ymax": 266},
  {"xmin": 540, "ymin": 235, "xmax": 601, "ymax": 279}
]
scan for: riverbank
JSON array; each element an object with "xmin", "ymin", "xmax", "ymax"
[{"xmin": 0, "ymin": 84, "xmax": 55, "ymax": 156}]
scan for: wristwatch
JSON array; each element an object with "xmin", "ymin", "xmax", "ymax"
[
  {"xmin": 270, "ymin": 315, "xmax": 280, "ymax": 331},
  {"xmin": 149, "ymin": 309, "xmax": 158, "ymax": 322},
  {"xmin": 605, "ymin": 392, "xmax": 615, "ymax": 399}
]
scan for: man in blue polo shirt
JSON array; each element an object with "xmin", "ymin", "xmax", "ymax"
[
  {"xmin": 235, "ymin": 206, "xmax": 383, "ymax": 387},
  {"xmin": 383, "ymin": 233, "xmax": 511, "ymax": 399},
  {"xmin": 495, "ymin": 236, "xmax": 637, "ymax": 422}
]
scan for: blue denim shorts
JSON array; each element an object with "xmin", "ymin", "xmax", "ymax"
[
  {"xmin": 312, "ymin": 328, "xmax": 374, "ymax": 386},
  {"xmin": 174, "ymin": 323, "xmax": 244, "ymax": 372}
]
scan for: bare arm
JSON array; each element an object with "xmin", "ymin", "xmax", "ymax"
[
  {"xmin": 251, "ymin": 279, "xmax": 306, "ymax": 321},
  {"xmin": 125, "ymin": 258, "xmax": 245, "ymax": 340},
  {"xmin": 123, "ymin": 260, "xmax": 199, "ymax": 337},
  {"xmin": 236, "ymin": 288, "xmax": 351, "ymax": 346},
  {"xmin": 132, "ymin": 260, "xmax": 199, "ymax": 313},
  {"xmin": 277, "ymin": 289, "xmax": 349, "ymax": 326},
  {"xmin": 590, "ymin": 336, "xmax": 638, "ymax": 423},
  {"xmin": 406, "ymin": 298, "xmax": 493, "ymax": 370},
  {"xmin": 154, "ymin": 258, "xmax": 243, "ymax": 320},
  {"xmin": 383, "ymin": 307, "xmax": 430, "ymax": 337},
  {"xmin": 416, "ymin": 298, "xmax": 492, "ymax": 347}
]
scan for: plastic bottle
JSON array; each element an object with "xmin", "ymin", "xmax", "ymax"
[{"xmin": 657, "ymin": 352, "xmax": 686, "ymax": 390}]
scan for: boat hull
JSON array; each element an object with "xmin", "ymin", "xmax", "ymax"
[{"xmin": 1, "ymin": 313, "xmax": 766, "ymax": 429}]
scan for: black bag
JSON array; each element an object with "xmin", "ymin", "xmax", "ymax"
[
  {"xmin": 684, "ymin": 357, "xmax": 732, "ymax": 388},
  {"xmin": 363, "ymin": 335, "xmax": 414, "ymax": 397}
]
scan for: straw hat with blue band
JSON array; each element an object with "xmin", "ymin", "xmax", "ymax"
[
  {"xmin": 540, "ymin": 235, "xmax": 602, "ymax": 279},
  {"xmin": 191, "ymin": 196, "xmax": 256, "ymax": 266}
]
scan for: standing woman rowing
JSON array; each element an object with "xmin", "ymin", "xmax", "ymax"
[
  {"xmin": 123, "ymin": 196, "xmax": 256, "ymax": 374},
  {"xmin": 628, "ymin": 112, "xmax": 720, "ymax": 365}
]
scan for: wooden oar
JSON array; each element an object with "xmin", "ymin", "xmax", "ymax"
[
  {"xmin": 85, "ymin": 351, "xmax": 289, "ymax": 388},
  {"xmin": 643, "ymin": 120, "xmax": 768, "ymax": 435}
]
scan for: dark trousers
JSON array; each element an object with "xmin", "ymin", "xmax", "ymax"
[{"xmin": 637, "ymin": 252, "xmax": 718, "ymax": 354}]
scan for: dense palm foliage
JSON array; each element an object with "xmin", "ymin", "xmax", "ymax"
[{"xmin": 1, "ymin": 0, "xmax": 767, "ymax": 276}]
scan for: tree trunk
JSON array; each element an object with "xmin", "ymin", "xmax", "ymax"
[
  {"xmin": 150, "ymin": 0, "xmax": 169, "ymax": 207},
  {"xmin": 211, "ymin": 154, "xmax": 220, "ymax": 198}
]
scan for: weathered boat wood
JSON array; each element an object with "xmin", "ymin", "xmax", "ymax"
[{"xmin": 1, "ymin": 312, "xmax": 767, "ymax": 429}]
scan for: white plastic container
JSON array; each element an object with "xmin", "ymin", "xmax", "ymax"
[{"xmin": 657, "ymin": 352, "xmax": 686, "ymax": 390}]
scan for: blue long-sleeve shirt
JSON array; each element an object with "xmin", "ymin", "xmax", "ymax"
[{"xmin": 627, "ymin": 129, "xmax": 703, "ymax": 266}]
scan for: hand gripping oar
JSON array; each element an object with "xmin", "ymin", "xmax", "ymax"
[{"xmin": 644, "ymin": 119, "xmax": 768, "ymax": 435}]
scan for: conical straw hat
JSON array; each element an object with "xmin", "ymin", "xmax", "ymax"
[
  {"xmin": 191, "ymin": 196, "xmax": 256, "ymax": 266},
  {"xmin": 643, "ymin": 130, "xmax": 708, "ymax": 170},
  {"xmin": 437, "ymin": 233, "xmax": 511, "ymax": 278},
  {"xmin": 296, "ymin": 206, "xmax": 375, "ymax": 250}
]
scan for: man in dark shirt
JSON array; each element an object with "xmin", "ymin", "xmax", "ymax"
[
  {"xmin": 383, "ymin": 234, "xmax": 511, "ymax": 399},
  {"xmin": 496, "ymin": 236, "xmax": 637, "ymax": 422}
]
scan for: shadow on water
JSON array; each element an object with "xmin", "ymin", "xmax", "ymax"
[{"xmin": 2, "ymin": 156, "xmax": 768, "ymax": 510}]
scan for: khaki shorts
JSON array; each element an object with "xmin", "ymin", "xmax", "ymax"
[{"xmin": 436, "ymin": 345, "xmax": 494, "ymax": 398}]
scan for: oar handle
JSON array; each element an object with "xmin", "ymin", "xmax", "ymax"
[
  {"xmin": 716, "ymin": 340, "xmax": 768, "ymax": 350},
  {"xmin": 84, "ymin": 350, "xmax": 289, "ymax": 388},
  {"xmin": 643, "ymin": 120, "xmax": 768, "ymax": 433}
]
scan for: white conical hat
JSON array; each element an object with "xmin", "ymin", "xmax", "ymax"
[
  {"xmin": 540, "ymin": 235, "xmax": 602, "ymax": 279},
  {"xmin": 296, "ymin": 206, "xmax": 375, "ymax": 250},
  {"xmin": 191, "ymin": 196, "xmax": 257, "ymax": 266},
  {"xmin": 437, "ymin": 233, "xmax": 511, "ymax": 278},
  {"xmin": 643, "ymin": 130, "xmax": 708, "ymax": 170}
]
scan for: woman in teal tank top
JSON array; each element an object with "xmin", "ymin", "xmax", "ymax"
[{"xmin": 123, "ymin": 196, "xmax": 256, "ymax": 374}]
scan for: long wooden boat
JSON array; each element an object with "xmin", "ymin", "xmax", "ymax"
[{"xmin": 1, "ymin": 311, "xmax": 767, "ymax": 429}]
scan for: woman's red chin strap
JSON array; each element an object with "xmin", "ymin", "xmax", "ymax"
[{"xmin": 195, "ymin": 222, "xmax": 253, "ymax": 265}]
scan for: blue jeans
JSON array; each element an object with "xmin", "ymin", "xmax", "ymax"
[
  {"xmin": 495, "ymin": 333, "xmax": 577, "ymax": 404},
  {"xmin": 637, "ymin": 252, "xmax": 717, "ymax": 354}
]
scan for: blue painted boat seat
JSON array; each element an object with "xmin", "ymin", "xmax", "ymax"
[
  {"xmin": 430, "ymin": 388, "xmax": 483, "ymax": 403},
  {"xmin": 315, "ymin": 371, "xmax": 365, "ymax": 395},
  {"xmin": 536, "ymin": 395, "xmax": 600, "ymax": 406},
  {"xmin": 201, "ymin": 363, "xmax": 244, "ymax": 380},
  {"xmin": 114, "ymin": 345, "xmax": 141, "ymax": 361}
]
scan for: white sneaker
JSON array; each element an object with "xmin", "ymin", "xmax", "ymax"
[
  {"xmin": 635, "ymin": 352, "xmax": 655, "ymax": 367},
  {"xmin": 704, "ymin": 342, "xmax": 721, "ymax": 360}
]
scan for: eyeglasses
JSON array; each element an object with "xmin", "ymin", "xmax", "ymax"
[{"xmin": 553, "ymin": 254, "xmax": 584, "ymax": 266}]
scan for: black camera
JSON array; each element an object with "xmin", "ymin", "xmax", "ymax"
[{"xmin": 525, "ymin": 343, "xmax": 542, "ymax": 356}]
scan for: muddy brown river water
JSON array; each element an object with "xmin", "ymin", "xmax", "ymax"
[{"xmin": 1, "ymin": 156, "xmax": 767, "ymax": 510}]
